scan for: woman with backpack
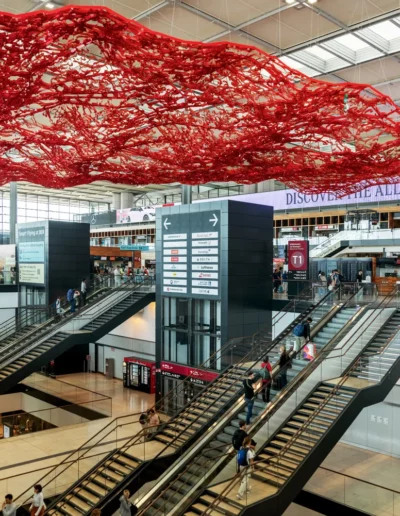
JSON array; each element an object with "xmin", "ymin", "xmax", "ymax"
[
  {"xmin": 260, "ymin": 356, "xmax": 272, "ymax": 403},
  {"xmin": 237, "ymin": 436, "xmax": 255, "ymax": 500}
]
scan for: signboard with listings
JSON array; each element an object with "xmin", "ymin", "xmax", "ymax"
[
  {"xmin": 288, "ymin": 240, "xmax": 309, "ymax": 281},
  {"xmin": 161, "ymin": 211, "xmax": 221, "ymax": 299},
  {"xmin": 160, "ymin": 361, "xmax": 218, "ymax": 385}
]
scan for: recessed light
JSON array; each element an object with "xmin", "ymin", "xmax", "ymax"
[
  {"xmin": 285, "ymin": 0, "xmax": 297, "ymax": 3},
  {"xmin": 308, "ymin": 0, "xmax": 318, "ymax": 3},
  {"xmin": 46, "ymin": 2, "xmax": 55, "ymax": 7}
]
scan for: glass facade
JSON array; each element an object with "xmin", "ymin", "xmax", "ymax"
[
  {"xmin": 0, "ymin": 190, "xmax": 108, "ymax": 241},
  {"xmin": 162, "ymin": 297, "xmax": 221, "ymax": 368}
]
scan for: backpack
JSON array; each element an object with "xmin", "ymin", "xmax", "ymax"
[
  {"xmin": 237, "ymin": 448, "xmax": 248, "ymax": 466},
  {"xmin": 67, "ymin": 289, "xmax": 73, "ymax": 302},
  {"xmin": 139, "ymin": 413, "xmax": 147, "ymax": 425},
  {"xmin": 293, "ymin": 324, "xmax": 305, "ymax": 337},
  {"xmin": 232, "ymin": 429, "xmax": 246, "ymax": 451},
  {"xmin": 258, "ymin": 366, "xmax": 271, "ymax": 381}
]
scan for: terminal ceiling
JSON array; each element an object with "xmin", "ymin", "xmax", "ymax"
[{"xmin": 2, "ymin": 0, "xmax": 400, "ymax": 204}]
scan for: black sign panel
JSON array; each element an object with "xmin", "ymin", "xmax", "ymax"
[{"xmin": 161, "ymin": 210, "xmax": 220, "ymax": 299}]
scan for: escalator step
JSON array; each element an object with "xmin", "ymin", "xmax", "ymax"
[
  {"xmin": 55, "ymin": 503, "xmax": 81, "ymax": 516},
  {"xmin": 65, "ymin": 495, "xmax": 92, "ymax": 513},
  {"xmin": 105, "ymin": 460, "xmax": 131, "ymax": 475},
  {"xmin": 83, "ymin": 482, "xmax": 108, "ymax": 497},
  {"xmin": 73, "ymin": 488, "xmax": 99, "ymax": 505}
]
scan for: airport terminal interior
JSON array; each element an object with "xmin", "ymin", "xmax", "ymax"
[{"xmin": 3, "ymin": 0, "xmax": 400, "ymax": 515}]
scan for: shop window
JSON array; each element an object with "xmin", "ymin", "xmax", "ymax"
[
  {"xmin": 339, "ymin": 215, "xmax": 345, "ymax": 223},
  {"xmin": 380, "ymin": 212, "xmax": 389, "ymax": 221},
  {"xmin": 289, "ymin": 219, "xmax": 295, "ymax": 225},
  {"xmin": 296, "ymin": 218, "xmax": 302, "ymax": 225},
  {"xmin": 332, "ymin": 216, "xmax": 338, "ymax": 223},
  {"xmin": 276, "ymin": 220, "xmax": 282, "ymax": 227},
  {"xmin": 323, "ymin": 216, "xmax": 330, "ymax": 224},
  {"xmin": 310, "ymin": 217, "xmax": 316, "ymax": 224},
  {"xmin": 317, "ymin": 217, "xmax": 323, "ymax": 224},
  {"xmin": 302, "ymin": 218, "xmax": 309, "ymax": 225},
  {"xmin": 282, "ymin": 220, "xmax": 288, "ymax": 226}
]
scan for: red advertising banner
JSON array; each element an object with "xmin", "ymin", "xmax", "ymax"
[
  {"xmin": 288, "ymin": 240, "xmax": 309, "ymax": 280},
  {"xmin": 160, "ymin": 361, "xmax": 219, "ymax": 385}
]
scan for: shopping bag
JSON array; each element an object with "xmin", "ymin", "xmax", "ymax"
[{"xmin": 303, "ymin": 343, "xmax": 316, "ymax": 361}]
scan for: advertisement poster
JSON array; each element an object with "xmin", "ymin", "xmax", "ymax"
[
  {"xmin": 0, "ymin": 245, "xmax": 16, "ymax": 284},
  {"xmin": 288, "ymin": 240, "xmax": 309, "ymax": 281},
  {"xmin": 18, "ymin": 225, "xmax": 46, "ymax": 285},
  {"xmin": 19, "ymin": 264, "xmax": 45, "ymax": 284},
  {"xmin": 116, "ymin": 206, "xmax": 158, "ymax": 224}
]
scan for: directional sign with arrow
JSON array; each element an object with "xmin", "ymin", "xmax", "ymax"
[
  {"xmin": 163, "ymin": 217, "xmax": 171, "ymax": 230},
  {"xmin": 209, "ymin": 213, "xmax": 218, "ymax": 227}
]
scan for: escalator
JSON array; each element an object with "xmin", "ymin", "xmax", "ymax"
[
  {"xmin": 14, "ymin": 290, "xmax": 346, "ymax": 515},
  {"xmin": 135, "ymin": 306, "xmax": 362, "ymax": 516},
  {"xmin": 182, "ymin": 304, "xmax": 400, "ymax": 516},
  {"xmin": 0, "ymin": 278, "xmax": 155, "ymax": 394}
]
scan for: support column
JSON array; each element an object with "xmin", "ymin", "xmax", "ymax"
[
  {"xmin": 182, "ymin": 185, "xmax": 192, "ymax": 205},
  {"xmin": 9, "ymin": 182, "xmax": 17, "ymax": 244}
]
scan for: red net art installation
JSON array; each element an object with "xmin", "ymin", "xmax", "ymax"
[{"xmin": 1, "ymin": 6, "xmax": 400, "ymax": 194}]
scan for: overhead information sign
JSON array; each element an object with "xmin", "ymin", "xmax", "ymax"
[{"xmin": 161, "ymin": 210, "xmax": 221, "ymax": 299}]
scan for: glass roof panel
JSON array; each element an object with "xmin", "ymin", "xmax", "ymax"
[
  {"xmin": 334, "ymin": 34, "xmax": 369, "ymax": 51},
  {"xmin": 307, "ymin": 45, "xmax": 336, "ymax": 60},
  {"xmin": 370, "ymin": 21, "xmax": 400, "ymax": 41}
]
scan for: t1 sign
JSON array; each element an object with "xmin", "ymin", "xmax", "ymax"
[{"xmin": 288, "ymin": 240, "xmax": 309, "ymax": 281}]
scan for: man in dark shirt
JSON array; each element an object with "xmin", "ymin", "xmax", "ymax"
[{"xmin": 243, "ymin": 372, "xmax": 256, "ymax": 425}]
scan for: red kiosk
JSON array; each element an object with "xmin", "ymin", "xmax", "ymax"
[{"xmin": 123, "ymin": 357, "xmax": 156, "ymax": 394}]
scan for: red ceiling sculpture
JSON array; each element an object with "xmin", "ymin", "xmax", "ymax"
[{"xmin": 1, "ymin": 6, "xmax": 400, "ymax": 194}]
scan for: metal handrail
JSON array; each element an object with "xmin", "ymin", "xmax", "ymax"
[
  {"xmin": 196, "ymin": 294, "xmax": 399, "ymax": 515},
  {"xmin": 0, "ymin": 273, "xmax": 114, "ymax": 354},
  {"xmin": 40, "ymin": 291, "xmax": 341, "ymax": 513},
  {"xmin": 0, "ymin": 277, "xmax": 151, "ymax": 370}
]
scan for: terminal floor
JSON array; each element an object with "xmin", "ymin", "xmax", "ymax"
[
  {"xmin": 0, "ymin": 373, "xmax": 159, "ymax": 499},
  {"xmin": 306, "ymin": 442, "xmax": 400, "ymax": 515}
]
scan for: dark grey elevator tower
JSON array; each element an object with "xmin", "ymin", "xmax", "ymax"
[{"xmin": 155, "ymin": 200, "xmax": 273, "ymax": 403}]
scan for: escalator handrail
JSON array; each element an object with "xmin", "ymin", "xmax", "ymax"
[
  {"xmin": 0, "ymin": 273, "xmax": 110, "ymax": 341},
  {"xmin": 0, "ymin": 273, "xmax": 119, "ymax": 353},
  {"xmin": 197, "ymin": 292, "xmax": 399, "ymax": 515},
  {"xmin": 0, "ymin": 277, "xmax": 153, "ymax": 369}
]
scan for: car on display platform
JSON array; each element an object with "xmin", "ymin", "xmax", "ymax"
[{"xmin": 123, "ymin": 206, "xmax": 156, "ymax": 223}]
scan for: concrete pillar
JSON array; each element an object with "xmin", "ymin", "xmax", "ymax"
[
  {"xmin": 182, "ymin": 185, "xmax": 192, "ymax": 205},
  {"xmin": 121, "ymin": 192, "xmax": 134, "ymax": 209},
  {"xmin": 112, "ymin": 193, "xmax": 121, "ymax": 210},
  {"xmin": 9, "ymin": 182, "xmax": 17, "ymax": 244}
]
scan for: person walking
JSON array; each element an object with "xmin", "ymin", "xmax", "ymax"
[
  {"xmin": 146, "ymin": 409, "xmax": 160, "ymax": 440},
  {"xmin": 278, "ymin": 346, "xmax": 290, "ymax": 388},
  {"xmin": 55, "ymin": 296, "xmax": 65, "ymax": 320},
  {"xmin": 2, "ymin": 494, "xmax": 16, "ymax": 516},
  {"xmin": 67, "ymin": 288, "xmax": 76, "ymax": 314},
  {"xmin": 260, "ymin": 356, "xmax": 272, "ymax": 403},
  {"xmin": 119, "ymin": 489, "xmax": 132, "ymax": 516},
  {"xmin": 293, "ymin": 317, "xmax": 312, "ymax": 356},
  {"xmin": 318, "ymin": 272, "xmax": 327, "ymax": 299},
  {"xmin": 29, "ymin": 485, "xmax": 45, "ymax": 516},
  {"xmin": 272, "ymin": 269, "xmax": 281, "ymax": 293},
  {"xmin": 232, "ymin": 420, "xmax": 248, "ymax": 452},
  {"xmin": 237, "ymin": 436, "xmax": 255, "ymax": 500},
  {"xmin": 356, "ymin": 270, "xmax": 363, "ymax": 284},
  {"xmin": 81, "ymin": 278, "xmax": 87, "ymax": 306},
  {"xmin": 114, "ymin": 267, "xmax": 122, "ymax": 287},
  {"xmin": 243, "ymin": 372, "xmax": 256, "ymax": 425}
]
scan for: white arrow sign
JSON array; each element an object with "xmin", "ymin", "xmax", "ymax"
[
  {"xmin": 209, "ymin": 213, "xmax": 218, "ymax": 227},
  {"xmin": 164, "ymin": 218, "xmax": 171, "ymax": 230}
]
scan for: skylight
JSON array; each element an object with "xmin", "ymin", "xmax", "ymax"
[
  {"xmin": 280, "ymin": 56, "xmax": 307, "ymax": 70},
  {"xmin": 334, "ymin": 34, "xmax": 369, "ymax": 51},
  {"xmin": 370, "ymin": 21, "xmax": 400, "ymax": 41},
  {"xmin": 307, "ymin": 45, "xmax": 336, "ymax": 60}
]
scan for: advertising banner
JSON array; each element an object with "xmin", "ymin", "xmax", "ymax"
[
  {"xmin": 214, "ymin": 184, "xmax": 400, "ymax": 212},
  {"xmin": 19, "ymin": 263, "xmax": 45, "ymax": 284},
  {"xmin": 288, "ymin": 240, "xmax": 309, "ymax": 281},
  {"xmin": 17, "ymin": 225, "xmax": 46, "ymax": 285},
  {"xmin": 160, "ymin": 361, "xmax": 218, "ymax": 385}
]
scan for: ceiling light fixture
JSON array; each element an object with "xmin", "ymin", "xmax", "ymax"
[
  {"xmin": 308, "ymin": 0, "xmax": 318, "ymax": 3},
  {"xmin": 46, "ymin": 2, "xmax": 55, "ymax": 8},
  {"xmin": 285, "ymin": 0, "xmax": 297, "ymax": 4}
]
